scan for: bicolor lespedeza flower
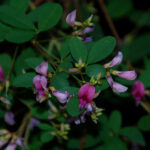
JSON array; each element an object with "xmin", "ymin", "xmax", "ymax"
[
  {"xmin": 104, "ymin": 51, "xmax": 123, "ymax": 68},
  {"xmin": 82, "ymin": 37, "xmax": 93, "ymax": 43},
  {"xmin": 35, "ymin": 62, "xmax": 48, "ymax": 76},
  {"xmin": 107, "ymin": 76, "xmax": 128, "ymax": 94},
  {"xmin": 82, "ymin": 26, "xmax": 95, "ymax": 34},
  {"xmin": 78, "ymin": 83, "xmax": 95, "ymax": 106},
  {"xmin": 132, "ymin": 81, "xmax": 145, "ymax": 104},
  {"xmin": 112, "ymin": 70, "xmax": 137, "ymax": 80},
  {"xmin": 33, "ymin": 75, "xmax": 48, "ymax": 102},
  {"xmin": 0, "ymin": 66, "xmax": 4, "ymax": 81},
  {"xmin": 29, "ymin": 118, "xmax": 40, "ymax": 130},
  {"xmin": 66, "ymin": 9, "xmax": 76, "ymax": 27},
  {"xmin": 4, "ymin": 111, "xmax": 15, "ymax": 126},
  {"xmin": 33, "ymin": 75, "xmax": 47, "ymax": 92},
  {"xmin": 53, "ymin": 91, "xmax": 70, "ymax": 104}
]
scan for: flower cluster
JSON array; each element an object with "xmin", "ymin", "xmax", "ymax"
[
  {"xmin": 104, "ymin": 51, "xmax": 137, "ymax": 94},
  {"xmin": 66, "ymin": 9, "xmax": 94, "ymax": 42}
]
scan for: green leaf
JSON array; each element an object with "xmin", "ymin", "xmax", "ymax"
[
  {"xmin": 52, "ymin": 73, "xmax": 69, "ymax": 90},
  {"xmin": 60, "ymin": 39, "xmax": 70, "ymax": 58},
  {"xmin": 0, "ymin": 5, "xmax": 35, "ymax": 30},
  {"xmin": 5, "ymin": 28, "xmax": 35, "ymax": 43},
  {"xmin": 69, "ymin": 37, "xmax": 88, "ymax": 62},
  {"xmin": 10, "ymin": 0, "xmax": 29, "ymax": 13},
  {"xmin": 119, "ymin": 127, "xmax": 146, "ymax": 146},
  {"xmin": 129, "ymin": 10, "xmax": 150, "ymax": 27},
  {"xmin": 40, "ymin": 132, "xmax": 54, "ymax": 143},
  {"xmin": 67, "ymin": 96, "xmax": 81, "ymax": 116},
  {"xmin": 95, "ymin": 80, "xmax": 109, "ymax": 91},
  {"xmin": 38, "ymin": 2, "xmax": 63, "ymax": 31},
  {"xmin": 107, "ymin": 0, "xmax": 133, "ymax": 19},
  {"xmin": 38, "ymin": 123, "xmax": 54, "ymax": 131},
  {"xmin": 67, "ymin": 138, "xmax": 80, "ymax": 149},
  {"xmin": 108, "ymin": 110, "xmax": 122, "ymax": 133},
  {"xmin": 0, "ymin": 54, "xmax": 11, "ymax": 76},
  {"xmin": 126, "ymin": 33, "xmax": 150, "ymax": 63},
  {"xmin": 138, "ymin": 115, "xmax": 150, "ymax": 131},
  {"xmin": 86, "ymin": 64, "xmax": 106, "ymax": 78},
  {"xmin": 139, "ymin": 70, "xmax": 150, "ymax": 88},
  {"xmin": 13, "ymin": 72, "xmax": 36, "ymax": 88},
  {"xmin": 0, "ymin": 22, "xmax": 11, "ymax": 42},
  {"xmin": 31, "ymin": 108, "xmax": 50, "ymax": 120},
  {"xmin": 25, "ymin": 57, "xmax": 44, "ymax": 69},
  {"xmin": 87, "ymin": 36, "xmax": 116, "ymax": 64}
]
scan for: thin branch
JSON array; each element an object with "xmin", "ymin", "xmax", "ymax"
[{"xmin": 98, "ymin": 0, "xmax": 122, "ymax": 46}]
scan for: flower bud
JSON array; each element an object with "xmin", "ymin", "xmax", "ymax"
[
  {"xmin": 66, "ymin": 10, "xmax": 76, "ymax": 27},
  {"xmin": 35, "ymin": 62, "xmax": 48, "ymax": 76}
]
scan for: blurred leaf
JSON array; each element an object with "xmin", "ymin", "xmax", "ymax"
[
  {"xmin": 138, "ymin": 115, "xmax": 150, "ymax": 131},
  {"xmin": 52, "ymin": 73, "xmax": 69, "ymax": 90},
  {"xmin": 108, "ymin": 110, "xmax": 122, "ymax": 133},
  {"xmin": 107, "ymin": 0, "xmax": 133, "ymax": 19},
  {"xmin": 69, "ymin": 37, "xmax": 88, "ymax": 62},
  {"xmin": 67, "ymin": 96, "xmax": 81, "ymax": 116},
  {"xmin": 129, "ymin": 10, "xmax": 150, "ymax": 27},
  {"xmin": 86, "ymin": 64, "xmax": 106, "ymax": 78},
  {"xmin": 40, "ymin": 132, "xmax": 54, "ymax": 143},
  {"xmin": 126, "ymin": 33, "xmax": 150, "ymax": 63},
  {"xmin": 0, "ymin": 5, "xmax": 35, "ymax": 30},
  {"xmin": 144, "ymin": 57, "xmax": 150, "ymax": 70},
  {"xmin": 95, "ymin": 80, "xmax": 109, "ymax": 91},
  {"xmin": 38, "ymin": 2, "xmax": 63, "ymax": 31},
  {"xmin": 0, "ymin": 54, "xmax": 11, "ymax": 76},
  {"xmin": 60, "ymin": 39, "xmax": 70, "ymax": 59},
  {"xmin": 15, "ymin": 48, "xmax": 36, "ymax": 75},
  {"xmin": 87, "ymin": 36, "xmax": 116, "ymax": 64},
  {"xmin": 67, "ymin": 138, "xmax": 80, "ymax": 149},
  {"xmin": 139, "ymin": 70, "xmax": 150, "ymax": 88},
  {"xmin": 25, "ymin": 57, "xmax": 44, "ymax": 69},
  {"xmin": 119, "ymin": 126, "xmax": 146, "ymax": 146},
  {"xmin": 9, "ymin": 0, "xmax": 29, "ymax": 13},
  {"xmin": 31, "ymin": 108, "xmax": 50, "ymax": 120},
  {"xmin": 38, "ymin": 123, "xmax": 54, "ymax": 131},
  {"xmin": 13, "ymin": 72, "xmax": 36, "ymax": 88},
  {"xmin": 0, "ymin": 22, "xmax": 11, "ymax": 42}
]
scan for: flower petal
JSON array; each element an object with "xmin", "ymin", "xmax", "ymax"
[
  {"xmin": 4, "ymin": 111, "xmax": 15, "ymax": 126},
  {"xmin": 82, "ymin": 26, "xmax": 95, "ymax": 34},
  {"xmin": 66, "ymin": 10, "xmax": 76, "ymax": 27},
  {"xmin": 35, "ymin": 62, "xmax": 48, "ymax": 76},
  {"xmin": 118, "ymin": 71, "xmax": 137, "ymax": 80},
  {"xmin": 0, "ymin": 66, "xmax": 4, "ymax": 81}
]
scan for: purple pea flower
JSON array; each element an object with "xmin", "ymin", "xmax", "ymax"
[
  {"xmin": 78, "ymin": 83, "xmax": 95, "ymax": 107},
  {"xmin": 29, "ymin": 118, "xmax": 40, "ymax": 130},
  {"xmin": 15, "ymin": 138, "xmax": 24, "ymax": 148},
  {"xmin": 33, "ymin": 75, "xmax": 47, "ymax": 92},
  {"xmin": 82, "ymin": 37, "xmax": 93, "ymax": 43},
  {"xmin": 107, "ymin": 76, "xmax": 128, "ymax": 94},
  {"xmin": 4, "ymin": 111, "xmax": 15, "ymax": 126},
  {"xmin": 5, "ymin": 144, "xmax": 17, "ymax": 150},
  {"xmin": 113, "ymin": 70, "xmax": 137, "ymax": 80},
  {"xmin": 132, "ymin": 81, "xmax": 145, "ymax": 104},
  {"xmin": 82, "ymin": 26, "xmax": 95, "ymax": 34},
  {"xmin": 66, "ymin": 9, "xmax": 76, "ymax": 27},
  {"xmin": 104, "ymin": 51, "xmax": 123, "ymax": 68},
  {"xmin": 53, "ymin": 91, "xmax": 70, "ymax": 104},
  {"xmin": 0, "ymin": 141, "xmax": 6, "ymax": 148},
  {"xmin": 0, "ymin": 66, "xmax": 4, "ymax": 81},
  {"xmin": 35, "ymin": 62, "xmax": 48, "ymax": 76}
]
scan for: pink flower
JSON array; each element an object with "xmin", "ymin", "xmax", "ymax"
[
  {"xmin": 33, "ymin": 75, "xmax": 47, "ymax": 92},
  {"xmin": 4, "ymin": 111, "xmax": 15, "ymax": 126},
  {"xmin": 66, "ymin": 10, "xmax": 76, "ymax": 27},
  {"xmin": 82, "ymin": 37, "xmax": 93, "ymax": 43},
  {"xmin": 107, "ymin": 76, "xmax": 128, "ymax": 94},
  {"xmin": 53, "ymin": 91, "xmax": 69, "ymax": 104},
  {"xmin": 36, "ymin": 90, "xmax": 47, "ymax": 102},
  {"xmin": 132, "ymin": 81, "xmax": 145, "ymax": 104},
  {"xmin": 0, "ymin": 66, "xmax": 4, "ymax": 81},
  {"xmin": 78, "ymin": 83, "xmax": 95, "ymax": 106},
  {"xmin": 5, "ymin": 144, "xmax": 17, "ymax": 150},
  {"xmin": 113, "ymin": 70, "xmax": 137, "ymax": 80},
  {"xmin": 82, "ymin": 26, "xmax": 95, "ymax": 34},
  {"xmin": 104, "ymin": 51, "xmax": 123, "ymax": 68},
  {"xmin": 35, "ymin": 62, "xmax": 48, "ymax": 76}
]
